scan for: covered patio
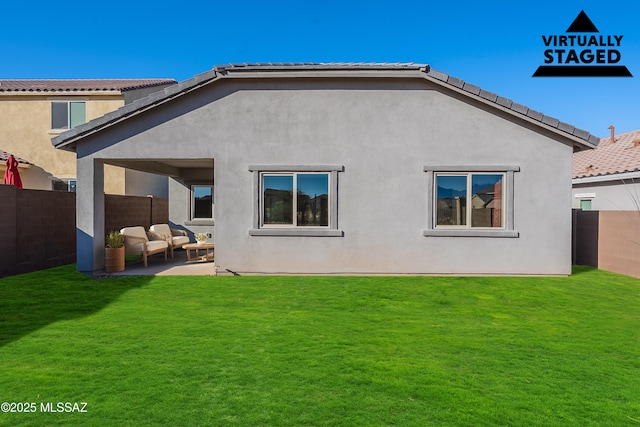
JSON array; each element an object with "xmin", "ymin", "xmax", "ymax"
[
  {"xmin": 97, "ymin": 158, "xmax": 215, "ymax": 275},
  {"xmin": 106, "ymin": 248, "xmax": 223, "ymax": 276}
]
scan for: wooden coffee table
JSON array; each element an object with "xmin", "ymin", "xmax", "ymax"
[{"xmin": 183, "ymin": 242, "xmax": 215, "ymax": 262}]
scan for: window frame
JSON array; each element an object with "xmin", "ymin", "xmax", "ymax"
[
  {"xmin": 51, "ymin": 178, "xmax": 77, "ymax": 192},
  {"xmin": 249, "ymin": 165, "xmax": 343, "ymax": 237},
  {"xmin": 423, "ymin": 165, "xmax": 519, "ymax": 238},
  {"xmin": 579, "ymin": 199, "xmax": 592, "ymax": 211},
  {"xmin": 51, "ymin": 100, "xmax": 87, "ymax": 130},
  {"xmin": 434, "ymin": 172, "xmax": 506, "ymax": 229},
  {"xmin": 190, "ymin": 185, "xmax": 214, "ymax": 220},
  {"xmin": 574, "ymin": 193, "xmax": 595, "ymax": 211},
  {"xmin": 261, "ymin": 172, "xmax": 330, "ymax": 228}
]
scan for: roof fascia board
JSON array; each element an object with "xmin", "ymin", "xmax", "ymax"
[
  {"xmin": 573, "ymin": 170, "xmax": 640, "ymax": 184},
  {"xmin": 421, "ymin": 73, "xmax": 597, "ymax": 150}
]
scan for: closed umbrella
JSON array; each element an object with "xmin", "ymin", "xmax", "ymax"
[{"xmin": 3, "ymin": 155, "xmax": 23, "ymax": 189}]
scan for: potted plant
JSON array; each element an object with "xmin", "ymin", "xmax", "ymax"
[
  {"xmin": 105, "ymin": 230, "xmax": 125, "ymax": 273},
  {"xmin": 195, "ymin": 233, "xmax": 208, "ymax": 244}
]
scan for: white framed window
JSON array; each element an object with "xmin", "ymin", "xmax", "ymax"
[
  {"xmin": 51, "ymin": 101, "xmax": 86, "ymax": 130},
  {"xmin": 249, "ymin": 165, "xmax": 343, "ymax": 237},
  {"xmin": 424, "ymin": 165, "xmax": 519, "ymax": 238},
  {"xmin": 574, "ymin": 193, "xmax": 595, "ymax": 211},
  {"xmin": 191, "ymin": 185, "xmax": 213, "ymax": 220}
]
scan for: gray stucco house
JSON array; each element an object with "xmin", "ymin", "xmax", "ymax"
[{"xmin": 52, "ymin": 63, "xmax": 598, "ymax": 275}]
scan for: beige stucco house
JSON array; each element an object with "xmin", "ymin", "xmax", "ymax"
[{"xmin": 0, "ymin": 79, "xmax": 175, "ymax": 194}]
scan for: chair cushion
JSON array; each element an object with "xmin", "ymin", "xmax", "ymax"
[
  {"xmin": 171, "ymin": 235, "xmax": 190, "ymax": 247},
  {"xmin": 121, "ymin": 226, "xmax": 150, "ymax": 256},
  {"xmin": 121, "ymin": 226, "xmax": 149, "ymax": 242},
  {"xmin": 146, "ymin": 240, "xmax": 168, "ymax": 252},
  {"xmin": 150, "ymin": 224, "xmax": 171, "ymax": 237}
]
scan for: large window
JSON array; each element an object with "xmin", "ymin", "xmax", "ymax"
[
  {"xmin": 191, "ymin": 185, "xmax": 213, "ymax": 220},
  {"xmin": 51, "ymin": 101, "xmax": 86, "ymax": 130},
  {"xmin": 263, "ymin": 173, "xmax": 329, "ymax": 227},
  {"xmin": 424, "ymin": 165, "xmax": 519, "ymax": 238},
  {"xmin": 249, "ymin": 165, "xmax": 343, "ymax": 237},
  {"xmin": 436, "ymin": 173, "xmax": 504, "ymax": 228}
]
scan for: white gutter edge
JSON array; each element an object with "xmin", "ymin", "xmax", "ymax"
[{"xmin": 572, "ymin": 170, "xmax": 640, "ymax": 184}]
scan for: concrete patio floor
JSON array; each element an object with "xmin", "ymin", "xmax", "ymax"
[{"xmin": 107, "ymin": 249, "xmax": 218, "ymax": 276}]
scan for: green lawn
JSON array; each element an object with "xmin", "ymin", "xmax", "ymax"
[{"xmin": 0, "ymin": 266, "xmax": 639, "ymax": 426}]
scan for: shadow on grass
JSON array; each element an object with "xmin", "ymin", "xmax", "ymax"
[
  {"xmin": 571, "ymin": 265, "xmax": 598, "ymax": 276},
  {"xmin": 0, "ymin": 264, "xmax": 151, "ymax": 348}
]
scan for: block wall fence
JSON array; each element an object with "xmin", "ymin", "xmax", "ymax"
[
  {"xmin": 572, "ymin": 209, "xmax": 640, "ymax": 278},
  {"xmin": 0, "ymin": 185, "xmax": 167, "ymax": 277},
  {"xmin": 1, "ymin": 187, "xmax": 637, "ymax": 278}
]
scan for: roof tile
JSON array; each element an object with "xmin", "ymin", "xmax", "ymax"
[
  {"xmin": 447, "ymin": 76, "xmax": 465, "ymax": 89},
  {"xmin": 572, "ymin": 128, "xmax": 590, "ymax": 140},
  {"xmin": 541, "ymin": 115, "xmax": 560, "ymax": 128},
  {"xmin": 496, "ymin": 96, "xmax": 513, "ymax": 108},
  {"xmin": 573, "ymin": 129, "xmax": 640, "ymax": 179},
  {"xmin": 557, "ymin": 121, "xmax": 575, "ymax": 134},
  {"xmin": 479, "ymin": 89, "xmax": 498, "ymax": 102},
  {"xmin": 462, "ymin": 82, "xmax": 481, "ymax": 95},
  {"xmin": 509, "ymin": 102, "xmax": 528, "ymax": 115},
  {"xmin": 0, "ymin": 79, "xmax": 176, "ymax": 93},
  {"xmin": 426, "ymin": 69, "xmax": 448, "ymax": 82},
  {"xmin": 0, "ymin": 150, "xmax": 30, "ymax": 164},
  {"xmin": 526, "ymin": 109, "xmax": 543, "ymax": 121}
]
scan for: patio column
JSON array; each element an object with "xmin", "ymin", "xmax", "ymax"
[{"xmin": 76, "ymin": 157, "xmax": 105, "ymax": 274}]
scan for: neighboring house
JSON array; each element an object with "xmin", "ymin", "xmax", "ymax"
[
  {"xmin": 0, "ymin": 149, "xmax": 30, "ymax": 182},
  {"xmin": 0, "ymin": 78, "xmax": 176, "ymax": 195},
  {"xmin": 52, "ymin": 63, "xmax": 598, "ymax": 275},
  {"xmin": 573, "ymin": 127, "xmax": 640, "ymax": 211}
]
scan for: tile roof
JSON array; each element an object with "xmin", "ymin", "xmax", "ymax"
[
  {"xmin": 573, "ymin": 129, "xmax": 640, "ymax": 179},
  {"xmin": 0, "ymin": 150, "xmax": 30, "ymax": 165},
  {"xmin": 0, "ymin": 79, "xmax": 176, "ymax": 93},
  {"xmin": 423, "ymin": 67, "xmax": 599, "ymax": 146},
  {"xmin": 52, "ymin": 62, "xmax": 598, "ymax": 150}
]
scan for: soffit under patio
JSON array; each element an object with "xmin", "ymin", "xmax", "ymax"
[{"xmin": 105, "ymin": 158, "xmax": 213, "ymax": 180}]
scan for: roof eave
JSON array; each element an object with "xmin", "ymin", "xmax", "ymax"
[
  {"xmin": 52, "ymin": 63, "xmax": 597, "ymax": 152},
  {"xmin": 422, "ymin": 70, "xmax": 598, "ymax": 150},
  {"xmin": 573, "ymin": 170, "xmax": 640, "ymax": 184}
]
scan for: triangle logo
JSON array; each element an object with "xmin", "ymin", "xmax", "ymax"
[{"xmin": 566, "ymin": 10, "xmax": 599, "ymax": 33}]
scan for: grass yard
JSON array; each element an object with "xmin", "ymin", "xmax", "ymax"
[{"xmin": 0, "ymin": 266, "xmax": 639, "ymax": 426}]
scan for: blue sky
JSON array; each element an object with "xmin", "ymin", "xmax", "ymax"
[{"xmin": 2, "ymin": 0, "xmax": 639, "ymax": 137}]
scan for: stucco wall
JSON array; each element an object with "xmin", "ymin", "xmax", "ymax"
[
  {"xmin": 125, "ymin": 169, "xmax": 168, "ymax": 197},
  {"xmin": 0, "ymin": 94, "xmax": 126, "ymax": 193},
  {"xmin": 75, "ymin": 78, "xmax": 575, "ymax": 275},
  {"xmin": 573, "ymin": 180, "xmax": 640, "ymax": 211}
]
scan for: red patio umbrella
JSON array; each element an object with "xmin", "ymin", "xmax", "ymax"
[{"xmin": 3, "ymin": 155, "xmax": 23, "ymax": 189}]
